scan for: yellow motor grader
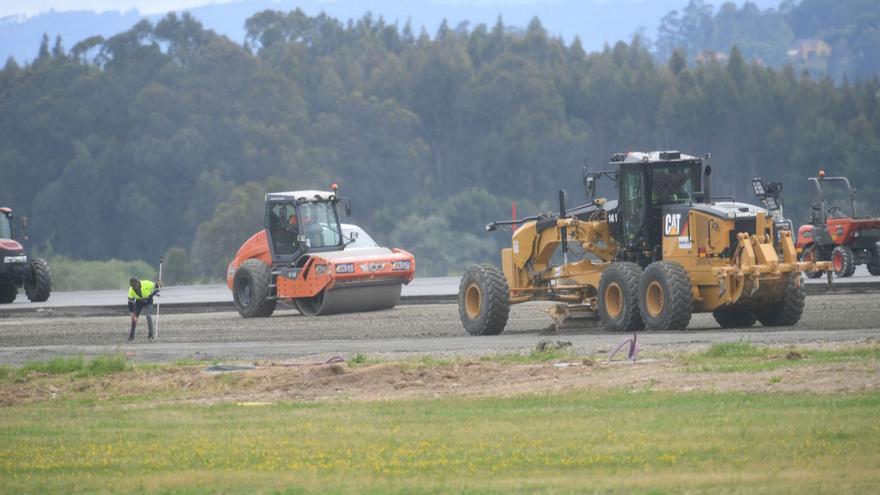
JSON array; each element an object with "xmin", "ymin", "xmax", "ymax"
[{"xmin": 459, "ymin": 151, "xmax": 833, "ymax": 334}]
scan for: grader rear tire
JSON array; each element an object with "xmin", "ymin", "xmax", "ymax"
[
  {"xmin": 598, "ymin": 262, "xmax": 644, "ymax": 332},
  {"xmin": 755, "ymin": 274, "xmax": 804, "ymax": 327},
  {"xmin": 639, "ymin": 261, "xmax": 693, "ymax": 331},
  {"xmin": 233, "ymin": 259, "xmax": 277, "ymax": 318},
  {"xmin": 458, "ymin": 264, "xmax": 510, "ymax": 336},
  {"xmin": 712, "ymin": 306, "xmax": 757, "ymax": 328}
]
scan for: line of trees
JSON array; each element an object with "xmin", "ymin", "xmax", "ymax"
[
  {"xmin": 656, "ymin": 0, "xmax": 880, "ymax": 81},
  {"xmin": 1, "ymin": 8, "xmax": 878, "ymax": 279}
]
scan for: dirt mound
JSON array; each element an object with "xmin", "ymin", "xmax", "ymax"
[{"xmin": 3, "ymin": 352, "xmax": 879, "ymax": 408}]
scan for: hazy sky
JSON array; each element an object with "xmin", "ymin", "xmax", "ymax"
[
  {"xmin": 4, "ymin": 0, "xmax": 592, "ymax": 18},
  {"xmin": 2, "ymin": 0, "xmax": 236, "ymax": 16}
]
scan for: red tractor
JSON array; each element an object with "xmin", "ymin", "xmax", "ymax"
[
  {"xmin": 796, "ymin": 171, "xmax": 880, "ymax": 278},
  {"xmin": 0, "ymin": 207, "xmax": 51, "ymax": 303}
]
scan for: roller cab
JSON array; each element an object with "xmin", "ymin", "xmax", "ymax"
[{"xmin": 226, "ymin": 188, "xmax": 415, "ymax": 318}]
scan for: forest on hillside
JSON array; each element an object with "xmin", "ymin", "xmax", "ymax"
[
  {"xmin": 1, "ymin": 6, "xmax": 879, "ymax": 279},
  {"xmin": 656, "ymin": 0, "xmax": 880, "ymax": 82}
]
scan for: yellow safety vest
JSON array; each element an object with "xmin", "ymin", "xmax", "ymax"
[{"xmin": 128, "ymin": 280, "xmax": 157, "ymax": 301}]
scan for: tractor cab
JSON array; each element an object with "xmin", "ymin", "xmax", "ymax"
[
  {"xmin": 809, "ymin": 171, "xmax": 857, "ymax": 223},
  {"xmin": 263, "ymin": 189, "xmax": 350, "ymax": 266},
  {"xmin": 0, "ymin": 209, "xmax": 13, "ymax": 241},
  {"xmin": 796, "ymin": 171, "xmax": 880, "ymax": 278},
  {"xmin": 586, "ymin": 151, "xmax": 706, "ymax": 263}
]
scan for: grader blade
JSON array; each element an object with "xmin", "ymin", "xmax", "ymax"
[{"xmin": 546, "ymin": 303, "xmax": 602, "ymax": 332}]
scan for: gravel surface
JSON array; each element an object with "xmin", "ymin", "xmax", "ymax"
[{"xmin": 1, "ymin": 293, "xmax": 878, "ymax": 365}]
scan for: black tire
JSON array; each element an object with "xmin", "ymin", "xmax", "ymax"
[
  {"xmin": 831, "ymin": 246, "xmax": 856, "ymax": 278},
  {"xmin": 868, "ymin": 244, "xmax": 880, "ymax": 276},
  {"xmin": 639, "ymin": 261, "xmax": 693, "ymax": 331},
  {"xmin": 755, "ymin": 274, "xmax": 805, "ymax": 327},
  {"xmin": 458, "ymin": 264, "xmax": 510, "ymax": 336},
  {"xmin": 712, "ymin": 306, "xmax": 757, "ymax": 328},
  {"xmin": 0, "ymin": 283, "xmax": 16, "ymax": 304},
  {"xmin": 232, "ymin": 259, "xmax": 276, "ymax": 318},
  {"xmin": 800, "ymin": 246, "xmax": 824, "ymax": 279},
  {"xmin": 25, "ymin": 258, "xmax": 51, "ymax": 302},
  {"xmin": 598, "ymin": 262, "xmax": 644, "ymax": 332}
]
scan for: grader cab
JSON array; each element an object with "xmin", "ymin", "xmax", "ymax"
[{"xmin": 459, "ymin": 151, "xmax": 832, "ymax": 334}]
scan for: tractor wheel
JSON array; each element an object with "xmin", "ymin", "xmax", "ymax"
[
  {"xmin": 25, "ymin": 258, "xmax": 51, "ymax": 302},
  {"xmin": 755, "ymin": 274, "xmax": 805, "ymax": 327},
  {"xmin": 799, "ymin": 246, "xmax": 824, "ymax": 279},
  {"xmin": 458, "ymin": 264, "xmax": 510, "ymax": 336},
  {"xmin": 868, "ymin": 244, "xmax": 880, "ymax": 276},
  {"xmin": 831, "ymin": 246, "xmax": 856, "ymax": 278},
  {"xmin": 0, "ymin": 283, "xmax": 17, "ymax": 304},
  {"xmin": 712, "ymin": 306, "xmax": 757, "ymax": 328},
  {"xmin": 232, "ymin": 259, "xmax": 276, "ymax": 318},
  {"xmin": 598, "ymin": 262, "xmax": 644, "ymax": 332},
  {"xmin": 639, "ymin": 261, "xmax": 693, "ymax": 331}
]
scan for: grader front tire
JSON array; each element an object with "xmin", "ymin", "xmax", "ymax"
[
  {"xmin": 598, "ymin": 262, "xmax": 644, "ymax": 332},
  {"xmin": 639, "ymin": 262, "xmax": 693, "ymax": 331},
  {"xmin": 755, "ymin": 274, "xmax": 805, "ymax": 327},
  {"xmin": 458, "ymin": 264, "xmax": 510, "ymax": 336}
]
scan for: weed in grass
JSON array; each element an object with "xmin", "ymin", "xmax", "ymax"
[
  {"xmin": 348, "ymin": 353, "xmax": 368, "ymax": 366},
  {"xmin": 17, "ymin": 354, "xmax": 130, "ymax": 379},
  {"xmin": 702, "ymin": 340, "xmax": 764, "ymax": 358},
  {"xmin": 685, "ymin": 344, "xmax": 880, "ymax": 373},
  {"xmin": 769, "ymin": 376, "xmax": 782, "ymax": 384},
  {"xmin": 0, "ymin": 365, "xmax": 9, "ymax": 381},
  {"xmin": 174, "ymin": 358, "xmax": 202, "ymax": 366},
  {"xmin": 81, "ymin": 354, "xmax": 129, "ymax": 377},
  {"xmin": 20, "ymin": 356, "xmax": 86, "ymax": 375}
]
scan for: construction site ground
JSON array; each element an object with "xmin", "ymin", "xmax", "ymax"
[
  {"xmin": 2, "ymin": 290, "xmax": 880, "ymax": 494},
  {"xmin": 0, "ymin": 292, "xmax": 878, "ymax": 366}
]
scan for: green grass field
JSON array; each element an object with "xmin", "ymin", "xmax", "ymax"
[{"xmin": 1, "ymin": 345, "xmax": 879, "ymax": 494}]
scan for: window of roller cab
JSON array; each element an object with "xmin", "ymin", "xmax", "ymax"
[{"xmin": 296, "ymin": 201, "xmax": 342, "ymax": 249}]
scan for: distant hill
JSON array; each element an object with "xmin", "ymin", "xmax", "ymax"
[{"xmin": 1, "ymin": 0, "xmax": 780, "ymax": 63}]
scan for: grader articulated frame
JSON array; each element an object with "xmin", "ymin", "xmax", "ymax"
[{"xmin": 459, "ymin": 151, "xmax": 832, "ymax": 334}]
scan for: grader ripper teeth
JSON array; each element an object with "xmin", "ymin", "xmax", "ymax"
[{"xmin": 459, "ymin": 150, "xmax": 832, "ymax": 335}]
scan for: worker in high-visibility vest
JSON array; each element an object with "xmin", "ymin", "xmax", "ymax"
[{"xmin": 127, "ymin": 277, "xmax": 159, "ymax": 342}]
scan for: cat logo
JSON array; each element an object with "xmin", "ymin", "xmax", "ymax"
[{"xmin": 664, "ymin": 213, "xmax": 682, "ymax": 236}]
